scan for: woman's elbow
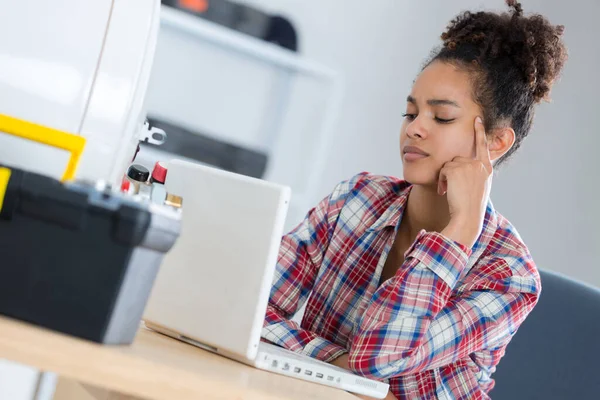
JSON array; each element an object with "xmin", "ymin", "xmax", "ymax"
[{"xmin": 347, "ymin": 348, "xmax": 417, "ymax": 380}]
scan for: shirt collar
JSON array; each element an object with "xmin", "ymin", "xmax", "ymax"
[
  {"xmin": 365, "ymin": 183, "xmax": 498, "ymax": 261},
  {"xmin": 365, "ymin": 184, "xmax": 412, "ymax": 232}
]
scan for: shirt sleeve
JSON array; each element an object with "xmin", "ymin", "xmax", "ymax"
[
  {"xmin": 261, "ymin": 173, "xmax": 367, "ymax": 362},
  {"xmin": 348, "ymin": 230, "xmax": 541, "ymax": 379}
]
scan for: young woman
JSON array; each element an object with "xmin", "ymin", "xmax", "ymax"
[{"xmin": 262, "ymin": 1, "xmax": 567, "ymax": 398}]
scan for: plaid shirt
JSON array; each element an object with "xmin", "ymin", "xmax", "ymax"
[{"xmin": 262, "ymin": 172, "xmax": 541, "ymax": 399}]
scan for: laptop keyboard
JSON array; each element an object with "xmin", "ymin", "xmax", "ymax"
[
  {"xmin": 258, "ymin": 341, "xmax": 389, "ymax": 394},
  {"xmin": 258, "ymin": 341, "xmax": 346, "ymax": 371}
]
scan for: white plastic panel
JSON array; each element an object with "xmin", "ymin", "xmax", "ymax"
[
  {"xmin": 0, "ymin": 0, "xmax": 111, "ymax": 131},
  {"xmin": 0, "ymin": 0, "xmax": 112, "ymax": 180},
  {"xmin": 0, "ymin": 139, "xmax": 70, "ymax": 181},
  {"xmin": 78, "ymin": 0, "xmax": 161, "ymax": 185}
]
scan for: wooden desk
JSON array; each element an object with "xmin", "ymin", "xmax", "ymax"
[{"xmin": 0, "ymin": 316, "xmax": 356, "ymax": 400}]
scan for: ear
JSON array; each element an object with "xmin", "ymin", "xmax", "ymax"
[{"xmin": 488, "ymin": 127, "xmax": 515, "ymax": 163}]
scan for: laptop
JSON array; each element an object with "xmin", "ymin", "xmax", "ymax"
[{"xmin": 142, "ymin": 160, "xmax": 389, "ymax": 399}]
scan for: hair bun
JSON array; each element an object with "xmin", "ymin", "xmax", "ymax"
[
  {"xmin": 440, "ymin": 1, "xmax": 567, "ymax": 103},
  {"xmin": 507, "ymin": 0, "xmax": 524, "ymax": 17}
]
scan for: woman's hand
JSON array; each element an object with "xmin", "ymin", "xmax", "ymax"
[
  {"xmin": 438, "ymin": 117, "xmax": 492, "ymax": 249},
  {"xmin": 330, "ymin": 353, "xmax": 350, "ymax": 369}
]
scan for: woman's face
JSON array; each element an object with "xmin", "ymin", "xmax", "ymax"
[{"xmin": 400, "ymin": 60, "xmax": 484, "ymax": 187}]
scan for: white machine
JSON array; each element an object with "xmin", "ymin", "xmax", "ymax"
[
  {"xmin": 0, "ymin": 0, "xmax": 162, "ymax": 185},
  {"xmin": 0, "ymin": 1, "xmax": 385, "ymax": 398},
  {"xmin": 143, "ymin": 160, "xmax": 389, "ymax": 399}
]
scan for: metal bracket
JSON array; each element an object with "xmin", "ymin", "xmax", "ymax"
[{"xmin": 140, "ymin": 120, "xmax": 167, "ymax": 146}]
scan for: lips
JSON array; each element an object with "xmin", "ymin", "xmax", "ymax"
[{"xmin": 403, "ymin": 146, "xmax": 429, "ymax": 161}]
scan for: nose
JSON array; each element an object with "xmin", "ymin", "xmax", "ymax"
[{"xmin": 405, "ymin": 116, "xmax": 428, "ymax": 140}]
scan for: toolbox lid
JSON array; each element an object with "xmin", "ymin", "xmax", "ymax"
[{"xmin": 0, "ymin": 164, "xmax": 180, "ymax": 251}]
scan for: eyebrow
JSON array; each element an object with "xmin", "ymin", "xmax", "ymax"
[{"xmin": 406, "ymin": 95, "xmax": 460, "ymax": 108}]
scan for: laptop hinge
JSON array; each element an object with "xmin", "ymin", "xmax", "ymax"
[{"xmin": 179, "ymin": 334, "xmax": 219, "ymax": 353}]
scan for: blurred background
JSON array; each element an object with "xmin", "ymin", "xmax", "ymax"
[
  {"xmin": 1, "ymin": 2, "xmax": 598, "ymax": 399},
  {"xmin": 139, "ymin": 0, "xmax": 599, "ymax": 289}
]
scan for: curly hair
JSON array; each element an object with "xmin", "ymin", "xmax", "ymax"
[{"xmin": 427, "ymin": 0, "xmax": 568, "ymax": 165}]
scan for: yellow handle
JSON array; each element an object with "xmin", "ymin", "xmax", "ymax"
[
  {"xmin": 0, "ymin": 167, "xmax": 11, "ymax": 211},
  {"xmin": 0, "ymin": 114, "xmax": 86, "ymax": 182}
]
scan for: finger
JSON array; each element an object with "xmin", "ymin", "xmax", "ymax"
[
  {"xmin": 443, "ymin": 161, "xmax": 461, "ymax": 169},
  {"xmin": 437, "ymin": 169, "xmax": 446, "ymax": 196},
  {"xmin": 474, "ymin": 117, "xmax": 491, "ymax": 166},
  {"xmin": 438, "ymin": 177, "xmax": 447, "ymax": 196},
  {"xmin": 438, "ymin": 165, "xmax": 453, "ymax": 195},
  {"xmin": 451, "ymin": 156, "xmax": 472, "ymax": 163}
]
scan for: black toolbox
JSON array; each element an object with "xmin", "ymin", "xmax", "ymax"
[{"xmin": 0, "ymin": 164, "xmax": 181, "ymax": 344}]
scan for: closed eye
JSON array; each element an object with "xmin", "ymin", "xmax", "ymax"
[
  {"xmin": 435, "ymin": 117, "xmax": 455, "ymax": 124},
  {"xmin": 402, "ymin": 113, "xmax": 455, "ymax": 124}
]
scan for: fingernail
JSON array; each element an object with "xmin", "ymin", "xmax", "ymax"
[{"xmin": 476, "ymin": 117, "xmax": 483, "ymax": 125}]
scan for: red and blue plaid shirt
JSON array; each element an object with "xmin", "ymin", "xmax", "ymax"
[{"xmin": 262, "ymin": 172, "xmax": 541, "ymax": 399}]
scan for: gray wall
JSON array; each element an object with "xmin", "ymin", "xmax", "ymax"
[
  {"xmin": 492, "ymin": 0, "xmax": 600, "ymax": 287},
  {"xmin": 240, "ymin": 0, "xmax": 600, "ymax": 287}
]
